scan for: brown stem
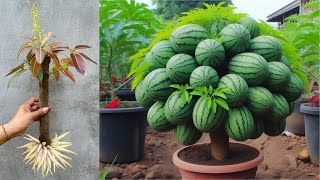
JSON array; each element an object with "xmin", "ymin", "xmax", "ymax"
[
  {"xmin": 39, "ymin": 56, "xmax": 51, "ymax": 144},
  {"xmin": 209, "ymin": 125, "xmax": 229, "ymax": 160}
]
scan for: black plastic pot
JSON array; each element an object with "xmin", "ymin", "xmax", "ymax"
[
  {"xmin": 100, "ymin": 88, "xmax": 136, "ymax": 101},
  {"xmin": 300, "ymin": 103, "xmax": 319, "ymax": 166},
  {"xmin": 285, "ymin": 98, "xmax": 308, "ymax": 135},
  {"xmin": 100, "ymin": 102, "xmax": 147, "ymax": 163}
]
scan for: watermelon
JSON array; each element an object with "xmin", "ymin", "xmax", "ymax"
[
  {"xmin": 135, "ymin": 81, "xmax": 155, "ymax": 108},
  {"xmin": 245, "ymin": 87, "xmax": 274, "ymax": 115},
  {"xmin": 228, "ymin": 53, "xmax": 269, "ymax": 86},
  {"xmin": 145, "ymin": 40, "xmax": 176, "ymax": 70},
  {"xmin": 143, "ymin": 68, "xmax": 174, "ymax": 100},
  {"xmin": 237, "ymin": 17, "xmax": 260, "ymax": 38},
  {"xmin": 170, "ymin": 24, "xmax": 209, "ymax": 55},
  {"xmin": 220, "ymin": 24, "xmax": 251, "ymax": 55},
  {"xmin": 264, "ymin": 119, "xmax": 286, "ymax": 136},
  {"xmin": 264, "ymin": 62, "xmax": 291, "ymax": 92},
  {"xmin": 144, "ymin": 52, "xmax": 156, "ymax": 71},
  {"xmin": 195, "ymin": 39, "xmax": 225, "ymax": 68},
  {"xmin": 192, "ymin": 96, "xmax": 227, "ymax": 132},
  {"xmin": 271, "ymin": 94, "xmax": 289, "ymax": 121},
  {"xmin": 218, "ymin": 74, "xmax": 248, "ymax": 107},
  {"xmin": 280, "ymin": 55, "xmax": 291, "ymax": 68},
  {"xmin": 166, "ymin": 54, "xmax": 198, "ymax": 83},
  {"xmin": 190, "ymin": 66, "xmax": 219, "ymax": 88},
  {"xmin": 282, "ymin": 74, "xmax": 304, "ymax": 102},
  {"xmin": 225, "ymin": 106, "xmax": 254, "ymax": 141},
  {"xmin": 251, "ymin": 117, "xmax": 264, "ymax": 139},
  {"xmin": 249, "ymin": 36, "xmax": 282, "ymax": 62},
  {"xmin": 165, "ymin": 92, "xmax": 196, "ymax": 125},
  {"xmin": 209, "ymin": 18, "xmax": 229, "ymax": 35},
  {"xmin": 147, "ymin": 101, "xmax": 174, "ymax": 132},
  {"xmin": 174, "ymin": 123, "xmax": 203, "ymax": 145},
  {"xmin": 288, "ymin": 101, "xmax": 295, "ymax": 115}
]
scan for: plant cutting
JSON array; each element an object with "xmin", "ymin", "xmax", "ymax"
[
  {"xmin": 130, "ymin": 3, "xmax": 305, "ymax": 179},
  {"xmin": 6, "ymin": 3, "xmax": 96, "ymax": 176}
]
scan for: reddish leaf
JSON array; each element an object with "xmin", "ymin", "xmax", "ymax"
[
  {"xmin": 26, "ymin": 49, "xmax": 35, "ymax": 62},
  {"xmin": 60, "ymin": 58, "xmax": 74, "ymax": 66},
  {"xmin": 46, "ymin": 41, "xmax": 63, "ymax": 48},
  {"xmin": 17, "ymin": 42, "xmax": 32, "ymax": 59},
  {"xmin": 70, "ymin": 53, "xmax": 85, "ymax": 75},
  {"xmin": 52, "ymin": 65, "xmax": 60, "ymax": 81},
  {"xmin": 30, "ymin": 56, "xmax": 40, "ymax": 77},
  {"xmin": 47, "ymin": 50, "xmax": 60, "ymax": 69},
  {"xmin": 51, "ymin": 49, "xmax": 65, "ymax": 53},
  {"xmin": 34, "ymin": 47, "xmax": 46, "ymax": 64},
  {"xmin": 41, "ymin": 32, "xmax": 53, "ymax": 45},
  {"xmin": 61, "ymin": 69, "xmax": 76, "ymax": 83},
  {"xmin": 5, "ymin": 64, "xmax": 24, "ymax": 76},
  {"xmin": 74, "ymin": 45, "xmax": 91, "ymax": 49},
  {"xmin": 53, "ymin": 46, "xmax": 69, "ymax": 50},
  {"xmin": 112, "ymin": 76, "xmax": 117, "ymax": 85},
  {"xmin": 106, "ymin": 99, "xmax": 119, "ymax": 108},
  {"xmin": 78, "ymin": 53, "xmax": 97, "ymax": 64}
]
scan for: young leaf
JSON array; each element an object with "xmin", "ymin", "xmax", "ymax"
[
  {"xmin": 47, "ymin": 51, "xmax": 60, "ymax": 69},
  {"xmin": 41, "ymin": 32, "xmax": 53, "ymax": 45},
  {"xmin": 70, "ymin": 53, "xmax": 86, "ymax": 75},
  {"xmin": 170, "ymin": 84, "xmax": 181, "ymax": 90},
  {"xmin": 190, "ymin": 91, "xmax": 203, "ymax": 96},
  {"xmin": 17, "ymin": 42, "xmax": 32, "ymax": 60},
  {"xmin": 205, "ymin": 97, "xmax": 212, "ymax": 109},
  {"xmin": 182, "ymin": 90, "xmax": 189, "ymax": 103},
  {"xmin": 30, "ymin": 57, "xmax": 40, "ymax": 77},
  {"xmin": 78, "ymin": 53, "xmax": 97, "ymax": 64},
  {"xmin": 211, "ymin": 99, "xmax": 217, "ymax": 113},
  {"xmin": 216, "ymin": 98, "xmax": 229, "ymax": 111},
  {"xmin": 214, "ymin": 91, "xmax": 227, "ymax": 99},
  {"xmin": 34, "ymin": 47, "xmax": 46, "ymax": 64},
  {"xmin": 52, "ymin": 65, "xmax": 60, "ymax": 81},
  {"xmin": 60, "ymin": 58, "xmax": 74, "ymax": 66},
  {"xmin": 74, "ymin": 45, "xmax": 91, "ymax": 50},
  {"xmin": 61, "ymin": 69, "xmax": 76, "ymax": 82},
  {"xmin": 209, "ymin": 85, "xmax": 213, "ymax": 94},
  {"xmin": 5, "ymin": 64, "xmax": 24, "ymax": 77},
  {"xmin": 7, "ymin": 69, "xmax": 27, "ymax": 88},
  {"xmin": 46, "ymin": 41, "xmax": 63, "ymax": 48}
]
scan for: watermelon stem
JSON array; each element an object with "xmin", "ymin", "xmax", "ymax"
[{"xmin": 209, "ymin": 126, "xmax": 229, "ymax": 160}]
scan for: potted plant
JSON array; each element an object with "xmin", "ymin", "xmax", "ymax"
[
  {"xmin": 5, "ymin": 3, "xmax": 96, "ymax": 177},
  {"xmin": 99, "ymin": 0, "xmax": 160, "ymax": 163},
  {"xmin": 129, "ymin": 3, "xmax": 305, "ymax": 179}
]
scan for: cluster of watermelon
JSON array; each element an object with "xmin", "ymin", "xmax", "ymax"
[{"xmin": 135, "ymin": 17, "xmax": 304, "ymax": 145}]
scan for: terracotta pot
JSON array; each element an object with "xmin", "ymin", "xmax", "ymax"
[{"xmin": 172, "ymin": 142, "xmax": 264, "ymax": 179}]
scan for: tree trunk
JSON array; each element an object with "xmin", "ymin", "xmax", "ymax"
[
  {"xmin": 39, "ymin": 56, "xmax": 51, "ymax": 144},
  {"xmin": 209, "ymin": 126, "xmax": 229, "ymax": 160}
]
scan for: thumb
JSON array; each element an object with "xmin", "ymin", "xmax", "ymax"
[{"xmin": 29, "ymin": 107, "xmax": 50, "ymax": 120}]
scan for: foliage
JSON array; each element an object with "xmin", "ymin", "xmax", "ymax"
[{"xmin": 99, "ymin": 155, "xmax": 118, "ymax": 180}]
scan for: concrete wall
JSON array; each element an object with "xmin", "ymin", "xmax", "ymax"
[{"xmin": 0, "ymin": 0, "xmax": 99, "ymax": 179}]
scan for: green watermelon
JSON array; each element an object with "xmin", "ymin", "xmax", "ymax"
[
  {"xmin": 249, "ymin": 36, "xmax": 282, "ymax": 62},
  {"xmin": 146, "ymin": 40, "xmax": 176, "ymax": 70},
  {"xmin": 225, "ymin": 106, "xmax": 254, "ymax": 141},
  {"xmin": 218, "ymin": 74, "xmax": 248, "ymax": 107},
  {"xmin": 264, "ymin": 62, "xmax": 291, "ymax": 92},
  {"xmin": 147, "ymin": 101, "xmax": 174, "ymax": 132},
  {"xmin": 282, "ymin": 74, "xmax": 304, "ymax": 102},
  {"xmin": 209, "ymin": 19, "xmax": 229, "ymax": 35},
  {"xmin": 220, "ymin": 24, "xmax": 251, "ymax": 55},
  {"xmin": 271, "ymin": 94, "xmax": 290, "ymax": 121},
  {"xmin": 165, "ymin": 92, "xmax": 196, "ymax": 125},
  {"xmin": 144, "ymin": 68, "xmax": 174, "ymax": 100},
  {"xmin": 237, "ymin": 17, "xmax": 260, "ymax": 38},
  {"xmin": 174, "ymin": 123, "xmax": 203, "ymax": 145},
  {"xmin": 166, "ymin": 53, "xmax": 198, "ymax": 83},
  {"xmin": 228, "ymin": 53, "xmax": 269, "ymax": 86},
  {"xmin": 135, "ymin": 81, "xmax": 155, "ymax": 108},
  {"xmin": 190, "ymin": 66, "xmax": 219, "ymax": 88},
  {"xmin": 192, "ymin": 96, "xmax": 227, "ymax": 132},
  {"xmin": 251, "ymin": 117, "xmax": 264, "ymax": 139},
  {"xmin": 245, "ymin": 87, "xmax": 274, "ymax": 115},
  {"xmin": 195, "ymin": 39, "xmax": 225, "ymax": 68},
  {"xmin": 280, "ymin": 55, "xmax": 291, "ymax": 68},
  {"xmin": 170, "ymin": 24, "xmax": 209, "ymax": 55},
  {"xmin": 264, "ymin": 119, "xmax": 286, "ymax": 136}
]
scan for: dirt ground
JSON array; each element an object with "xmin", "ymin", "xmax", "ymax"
[{"xmin": 100, "ymin": 127, "xmax": 319, "ymax": 179}]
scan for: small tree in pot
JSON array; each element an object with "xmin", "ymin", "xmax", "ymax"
[{"xmin": 130, "ymin": 3, "xmax": 305, "ymax": 179}]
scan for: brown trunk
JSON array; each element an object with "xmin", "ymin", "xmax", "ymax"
[
  {"xmin": 209, "ymin": 126, "xmax": 229, "ymax": 160},
  {"xmin": 39, "ymin": 56, "xmax": 51, "ymax": 144}
]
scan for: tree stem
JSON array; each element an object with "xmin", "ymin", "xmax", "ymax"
[{"xmin": 209, "ymin": 126, "xmax": 229, "ymax": 160}]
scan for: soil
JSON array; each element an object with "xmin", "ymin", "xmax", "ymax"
[{"xmin": 100, "ymin": 127, "xmax": 319, "ymax": 179}]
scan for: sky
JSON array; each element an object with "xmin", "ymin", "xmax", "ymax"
[{"xmin": 135, "ymin": 0, "xmax": 296, "ymax": 21}]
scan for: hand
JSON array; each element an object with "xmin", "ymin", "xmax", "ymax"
[{"xmin": 4, "ymin": 97, "xmax": 51, "ymax": 139}]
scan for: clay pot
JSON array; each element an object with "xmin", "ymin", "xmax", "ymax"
[{"xmin": 172, "ymin": 142, "xmax": 264, "ymax": 179}]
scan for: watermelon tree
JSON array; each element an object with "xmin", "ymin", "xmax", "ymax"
[
  {"xmin": 129, "ymin": 2, "xmax": 307, "ymax": 165},
  {"xmin": 5, "ymin": 3, "xmax": 96, "ymax": 176}
]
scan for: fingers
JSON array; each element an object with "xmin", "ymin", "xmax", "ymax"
[
  {"xmin": 31, "ymin": 104, "xmax": 40, "ymax": 111},
  {"xmin": 29, "ymin": 107, "xmax": 51, "ymax": 121},
  {"xmin": 25, "ymin": 97, "xmax": 39, "ymax": 106}
]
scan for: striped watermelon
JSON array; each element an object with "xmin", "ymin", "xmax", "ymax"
[
  {"xmin": 280, "ymin": 55, "xmax": 291, "ymax": 68},
  {"xmin": 164, "ymin": 92, "xmax": 196, "ymax": 125},
  {"xmin": 228, "ymin": 53, "xmax": 269, "ymax": 86},
  {"xmin": 251, "ymin": 117, "xmax": 264, "ymax": 139},
  {"xmin": 245, "ymin": 87, "xmax": 274, "ymax": 115},
  {"xmin": 249, "ymin": 36, "xmax": 282, "ymax": 62},
  {"xmin": 166, "ymin": 54, "xmax": 198, "ymax": 83},
  {"xmin": 146, "ymin": 40, "xmax": 176, "ymax": 70},
  {"xmin": 225, "ymin": 106, "xmax": 254, "ymax": 141},
  {"xmin": 271, "ymin": 94, "xmax": 289, "ymax": 121},
  {"xmin": 209, "ymin": 19, "xmax": 229, "ymax": 35},
  {"xmin": 192, "ymin": 96, "xmax": 227, "ymax": 132},
  {"xmin": 220, "ymin": 24, "xmax": 251, "ymax": 55},
  {"xmin": 144, "ymin": 52, "xmax": 157, "ymax": 71},
  {"xmin": 237, "ymin": 17, "xmax": 260, "ymax": 38},
  {"xmin": 174, "ymin": 123, "xmax": 203, "ymax": 145},
  {"xmin": 282, "ymin": 74, "xmax": 304, "ymax": 102},
  {"xmin": 143, "ymin": 68, "xmax": 174, "ymax": 101},
  {"xmin": 218, "ymin": 74, "xmax": 249, "ymax": 107},
  {"xmin": 170, "ymin": 24, "xmax": 209, "ymax": 55},
  {"xmin": 147, "ymin": 101, "xmax": 175, "ymax": 132},
  {"xmin": 264, "ymin": 119, "xmax": 286, "ymax": 136},
  {"xmin": 135, "ymin": 81, "xmax": 155, "ymax": 108},
  {"xmin": 264, "ymin": 62, "xmax": 291, "ymax": 92},
  {"xmin": 195, "ymin": 39, "xmax": 225, "ymax": 68},
  {"xmin": 190, "ymin": 66, "xmax": 219, "ymax": 88}
]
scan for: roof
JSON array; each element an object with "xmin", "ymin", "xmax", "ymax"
[{"xmin": 267, "ymin": 0, "xmax": 300, "ymax": 22}]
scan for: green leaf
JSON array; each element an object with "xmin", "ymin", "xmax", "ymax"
[
  {"xmin": 214, "ymin": 91, "xmax": 227, "ymax": 99},
  {"xmin": 182, "ymin": 90, "xmax": 189, "ymax": 102},
  {"xmin": 7, "ymin": 69, "xmax": 27, "ymax": 88},
  {"xmin": 170, "ymin": 84, "xmax": 182, "ymax": 90},
  {"xmin": 205, "ymin": 97, "xmax": 212, "ymax": 109},
  {"xmin": 216, "ymin": 98, "xmax": 229, "ymax": 111},
  {"xmin": 188, "ymin": 95, "xmax": 193, "ymax": 104},
  {"xmin": 190, "ymin": 91, "xmax": 203, "ymax": 96},
  {"xmin": 209, "ymin": 85, "xmax": 213, "ymax": 94},
  {"xmin": 211, "ymin": 99, "xmax": 217, "ymax": 113}
]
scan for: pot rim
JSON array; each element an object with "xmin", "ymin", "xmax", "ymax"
[
  {"xmin": 300, "ymin": 103, "xmax": 320, "ymax": 115},
  {"xmin": 100, "ymin": 101, "xmax": 146, "ymax": 113},
  {"xmin": 172, "ymin": 142, "xmax": 264, "ymax": 174}
]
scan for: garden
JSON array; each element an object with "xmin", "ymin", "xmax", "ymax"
[{"xmin": 99, "ymin": 0, "xmax": 319, "ymax": 179}]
